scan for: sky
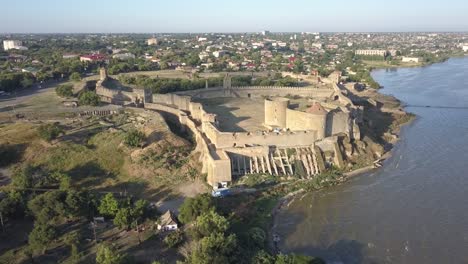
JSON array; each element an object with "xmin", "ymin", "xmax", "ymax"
[{"xmin": 1, "ymin": 0, "xmax": 468, "ymax": 33}]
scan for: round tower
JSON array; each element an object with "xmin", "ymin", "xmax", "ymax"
[
  {"xmin": 264, "ymin": 97, "xmax": 289, "ymax": 128},
  {"xmin": 305, "ymin": 102, "xmax": 328, "ymax": 139}
]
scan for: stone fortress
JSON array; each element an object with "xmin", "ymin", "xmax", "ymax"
[{"xmin": 96, "ymin": 69, "xmax": 365, "ymax": 187}]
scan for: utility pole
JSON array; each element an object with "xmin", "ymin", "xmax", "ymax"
[
  {"xmin": 135, "ymin": 219, "xmax": 141, "ymax": 245},
  {"xmin": 0, "ymin": 211, "xmax": 5, "ymax": 233},
  {"xmin": 93, "ymin": 219, "xmax": 97, "ymax": 243}
]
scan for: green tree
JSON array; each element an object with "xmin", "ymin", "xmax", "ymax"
[
  {"xmin": 28, "ymin": 223, "xmax": 57, "ymax": 254},
  {"xmin": 123, "ymin": 129, "xmax": 145, "ymax": 148},
  {"xmin": 96, "ymin": 243, "xmax": 128, "ymax": 264},
  {"xmin": 292, "ymin": 60, "xmax": 305, "ymax": 74},
  {"xmin": 249, "ymin": 227, "xmax": 266, "ymax": 248},
  {"xmin": 178, "ymin": 194, "xmax": 214, "ymax": 224},
  {"xmin": 69, "ymin": 72, "xmax": 82, "ymax": 82},
  {"xmin": 55, "ymin": 84, "xmax": 74, "ymax": 97},
  {"xmin": 98, "ymin": 193, "xmax": 119, "ymax": 218},
  {"xmin": 113, "ymin": 207, "xmax": 133, "ymax": 230},
  {"xmin": 64, "ymin": 230, "xmax": 82, "ymax": 264},
  {"xmin": 188, "ymin": 233, "xmax": 237, "ymax": 264},
  {"xmin": 11, "ymin": 164, "xmax": 35, "ymax": 189},
  {"xmin": 164, "ymin": 230, "xmax": 184, "ymax": 248},
  {"xmin": 252, "ymin": 250, "xmax": 275, "ymax": 264},
  {"xmin": 38, "ymin": 123, "xmax": 63, "ymax": 142},
  {"xmin": 192, "ymin": 210, "xmax": 229, "ymax": 239},
  {"xmin": 78, "ymin": 91, "xmax": 100, "ymax": 106},
  {"xmin": 275, "ymin": 254, "xmax": 325, "ymax": 264}
]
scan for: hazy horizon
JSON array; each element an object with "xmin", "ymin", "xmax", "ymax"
[{"xmin": 2, "ymin": 0, "xmax": 468, "ymax": 33}]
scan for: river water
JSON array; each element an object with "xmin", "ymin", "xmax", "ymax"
[{"xmin": 275, "ymin": 57, "xmax": 468, "ymax": 264}]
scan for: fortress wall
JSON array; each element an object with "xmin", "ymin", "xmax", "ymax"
[
  {"xmin": 146, "ymin": 101, "xmax": 231, "ymax": 186},
  {"xmin": 286, "ymin": 109, "xmax": 327, "ymax": 139},
  {"xmin": 333, "ymin": 83, "xmax": 354, "ymax": 106},
  {"xmin": 189, "ymin": 102, "xmax": 204, "ymax": 121},
  {"xmin": 152, "ymin": 94, "xmax": 173, "ymax": 105},
  {"xmin": 144, "ymin": 103, "xmax": 182, "ymax": 116},
  {"xmin": 176, "ymin": 86, "xmax": 334, "ymax": 99},
  {"xmin": 202, "ymin": 121, "xmax": 317, "ymax": 148},
  {"xmin": 152, "ymin": 94, "xmax": 191, "ymax": 110},
  {"xmin": 326, "ymin": 110, "xmax": 351, "ymax": 137}
]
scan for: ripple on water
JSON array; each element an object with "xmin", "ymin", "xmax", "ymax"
[{"xmin": 277, "ymin": 58, "xmax": 468, "ymax": 264}]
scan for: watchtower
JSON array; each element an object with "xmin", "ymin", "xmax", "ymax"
[{"xmin": 223, "ymin": 73, "xmax": 232, "ymax": 89}]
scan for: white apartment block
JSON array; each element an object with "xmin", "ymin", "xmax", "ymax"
[
  {"xmin": 3, "ymin": 40, "xmax": 26, "ymax": 51},
  {"xmin": 355, "ymin": 49, "xmax": 388, "ymax": 56}
]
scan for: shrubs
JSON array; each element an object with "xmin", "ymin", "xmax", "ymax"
[
  {"xmin": 78, "ymin": 91, "xmax": 100, "ymax": 106},
  {"xmin": 38, "ymin": 123, "xmax": 63, "ymax": 141},
  {"xmin": 178, "ymin": 193, "xmax": 214, "ymax": 224},
  {"xmin": 55, "ymin": 84, "xmax": 74, "ymax": 97},
  {"xmin": 96, "ymin": 243, "xmax": 128, "ymax": 264},
  {"xmin": 164, "ymin": 230, "xmax": 184, "ymax": 248},
  {"xmin": 69, "ymin": 72, "xmax": 81, "ymax": 82},
  {"xmin": 124, "ymin": 129, "xmax": 145, "ymax": 148}
]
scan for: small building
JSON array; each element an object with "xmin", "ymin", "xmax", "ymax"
[
  {"xmin": 463, "ymin": 45, "xmax": 468, "ymax": 52},
  {"xmin": 112, "ymin": 53, "xmax": 136, "ymax": 60},
  {"xmin": 402, "ymin": 57, "xmax": 419, "ymax": 63},
  {"xmin": 63, "ymin": 54, "xmax": 79, "ymax": 59},
  {"xmin": 80, "ymin": 54, "xmax": 107, "ymax": 62},
  {"xmin": 157, "ymin": 211, "xmax": 178, "ymax": 231},
  {"xmin": 147, "ymin": 37, "xmax": 158, "ymax": 46}
]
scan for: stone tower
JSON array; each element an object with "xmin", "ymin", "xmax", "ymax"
[
  {"xmin": 223, "ymin": 73, "xmax": 232, "ymax": 89},
  {"xmin": 99, "ymin": 67, "xmax": 108, "ymax": 82}
]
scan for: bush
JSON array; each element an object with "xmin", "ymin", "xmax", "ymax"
[
  {"xmin": 0, "ymin": 144, "xmax": 23, "ymax": 167},
  {"xmin": 69, "ymin": 72, "xmax": 81, "ymax": 82},
  {"xmin": 28, "ymin": 223, "xmax": 57, "ymax": 254},
  {"xmin": 78, "ymin": 91, "xmax": 100, "ymax": 106},
  {"xmin": 55, "ymin": 84, "xmax": 74, "ymax": 97},
  {"xmin": 38, "ymin": 123, "xmax": 63, "ymax": 141},
  {"xmin": 178, "ymin": 193, "xmax": 214, "ymax": 224},
  {"xmin": 164, "ymin": 230, "xmax": 184, "ymax": 248},
  {"xmin": 124, "ymin": 129, "xmax": 145, "ymax": 148},
  {"xmin": 96, "ymin": 243, "xmax": 128, "ymax": 264}
]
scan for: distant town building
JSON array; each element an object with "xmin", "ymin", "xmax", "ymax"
[
  {"xmin": 80, "ymin": 54, "xmax": 107, "ymax": 62},
  {"xmin": 112, "ymin": 53, "xmax": 135, "ymax": 60},
  {"xmin": 463, "ymin": 45, "xmax": 468, "ymax": 52},
  {"xmin": 261, "ymin": 30, "xmax": 270, "ymax": 36},
  {"xmin": 147, "ymin": 37, "xmax": 158, "ymax": 46},
  {"xmin": 355, "ymin": 50, "xmax": 388, "ymax": 57},
  {"xmin": 198, "ymin": 51, "xmax": 210, "ymax": 60},
  {"xmin": 402, "ymin": 57, "xmax": 419, "ymax": 63},
  {"xmin": 388, "ymin": 50, "xmax": 399, "ymax": 56},
  {"xmin": 213, "ymin": 50, "xmax": 228, "ymax": 58},
  {"xmin": 311, "ymin": 43, "xmax": 322, "ymax": 49},
  {"xmin": 63, "ymin": 54, "xmax": 79, "ymax": 59},
  {"xmin": 3, "ymin": 40, "xmax": 27, "ymax": 51}
]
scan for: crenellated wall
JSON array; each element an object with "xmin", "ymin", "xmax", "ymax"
[{"xmin": 175, "ymin": 86, "xmax": 335, "ymax": 99}]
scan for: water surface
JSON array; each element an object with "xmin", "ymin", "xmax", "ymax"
[{"xmin": 275, "ymin": 57, "xmax": 468, "ymax": 264}]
